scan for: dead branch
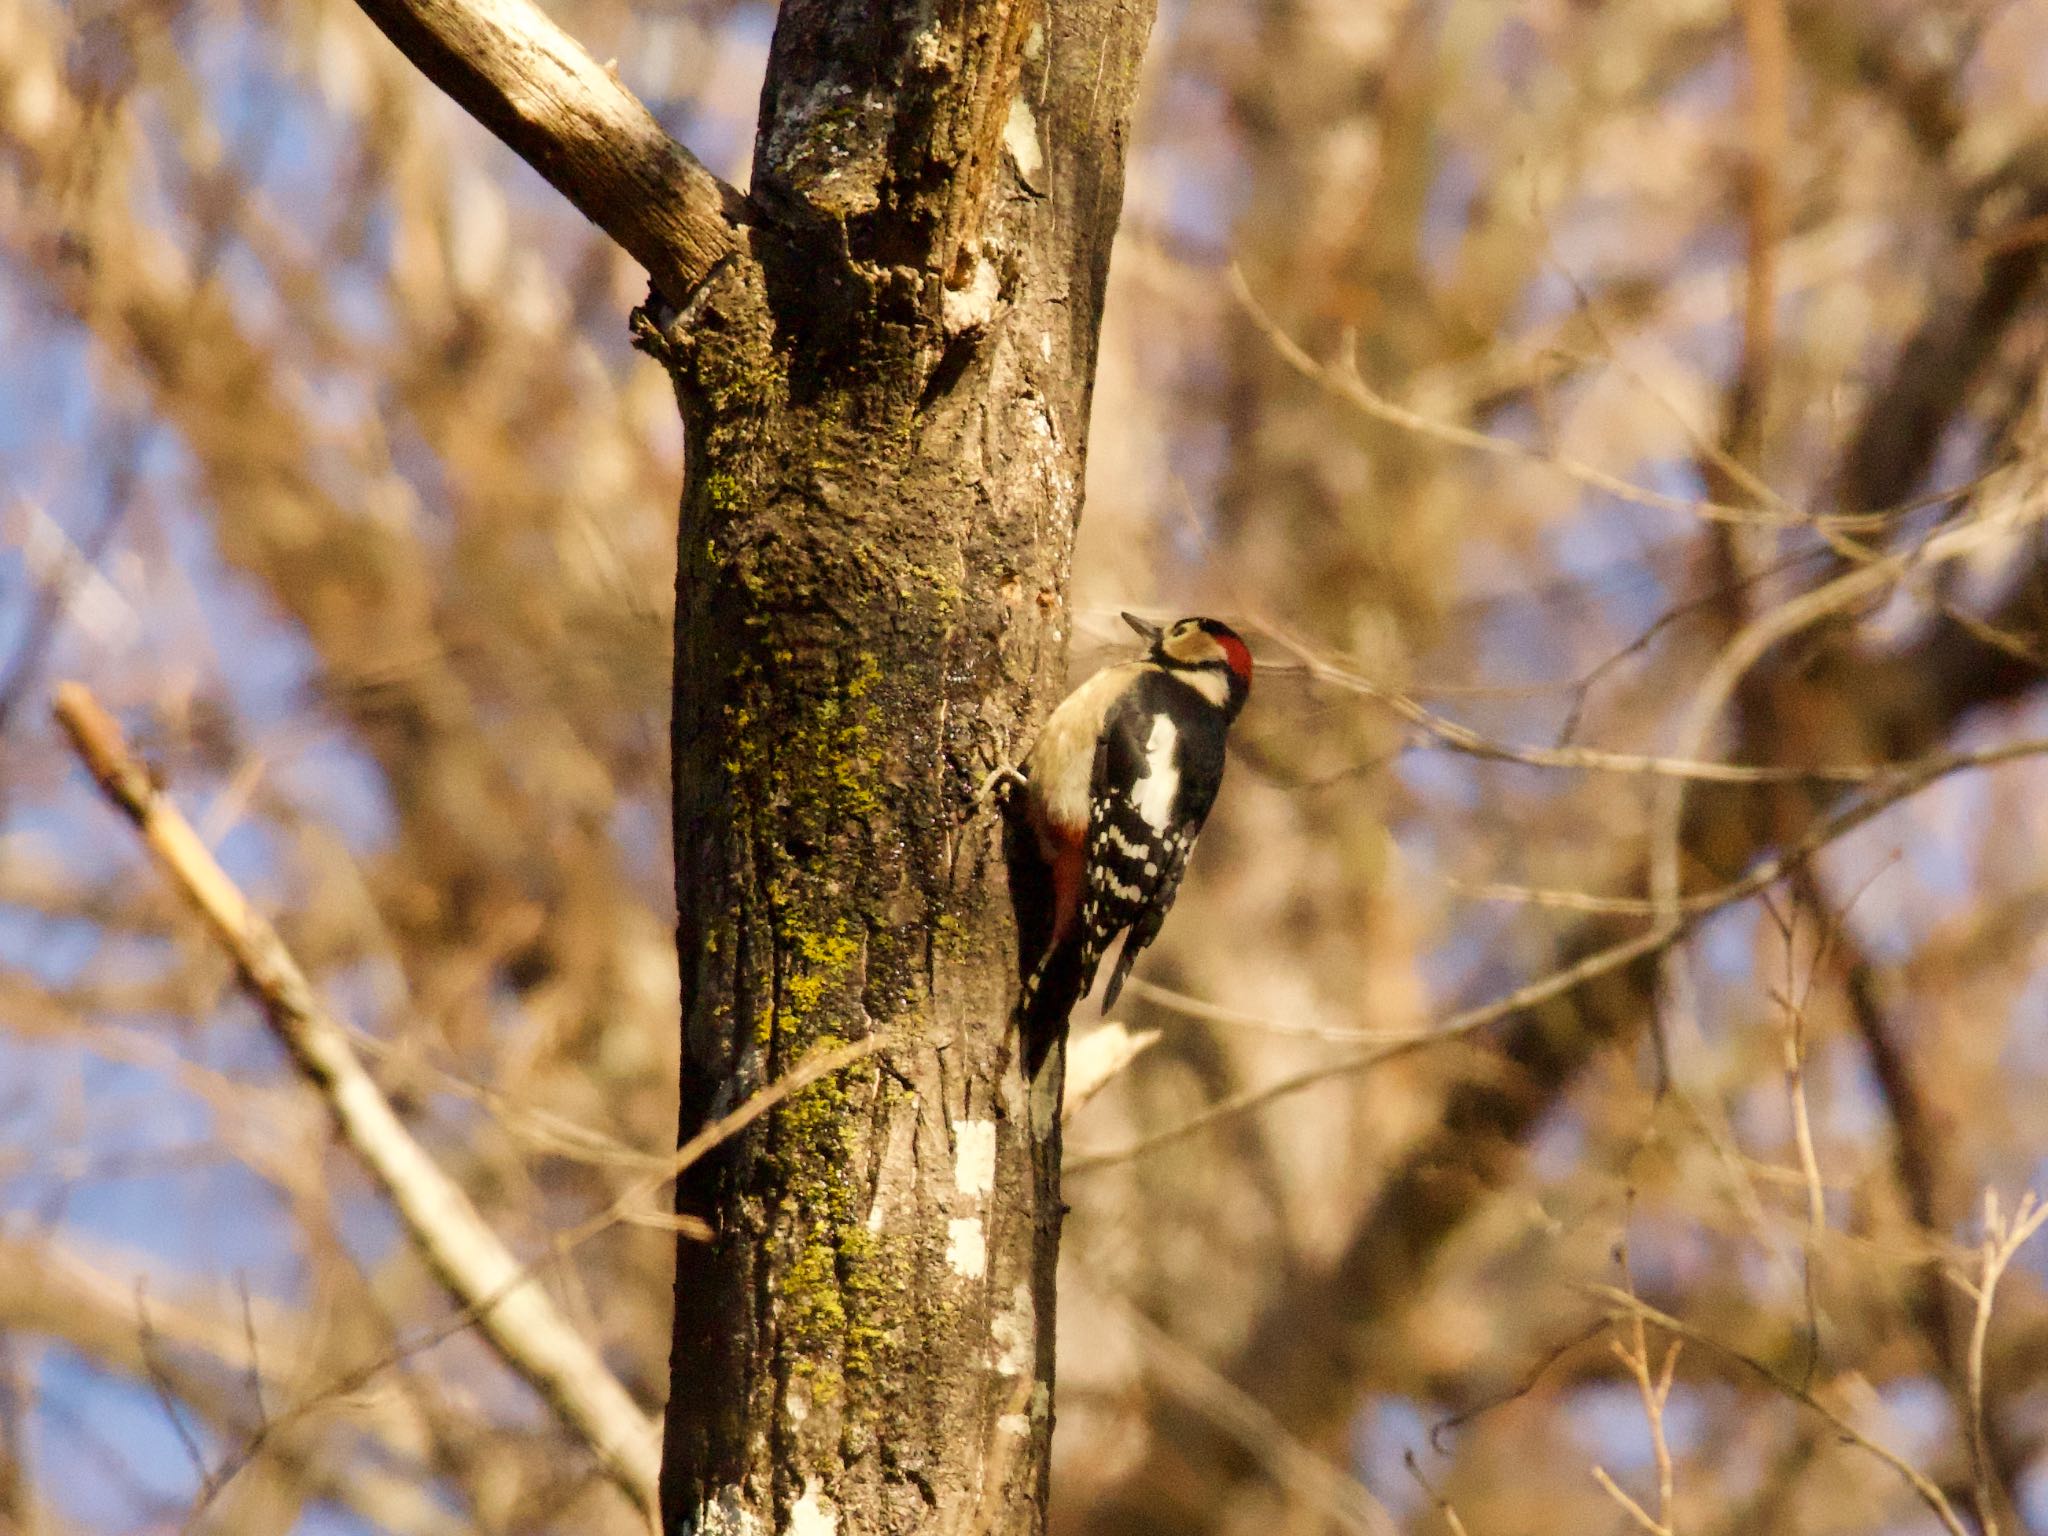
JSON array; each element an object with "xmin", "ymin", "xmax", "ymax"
[
  {"xmin": 50, "ymin": 681, "xmax": 661, "ymax": 1512},
  {"xmin": 344, "ymin": 0, "xmax": 745, "ymax": 301},
  {"xmin": 1258, "ymin": 618, "xmax": 1998, "ymax": 785}
]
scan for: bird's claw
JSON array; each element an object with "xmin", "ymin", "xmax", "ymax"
[{"xmin": 978, "ymin": 763, "xmax": 1028, "ymax": 803}]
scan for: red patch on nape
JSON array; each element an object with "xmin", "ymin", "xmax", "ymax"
[{"xmin": 1215, "ymin": 631, "xmax": 1253, "ymax": 682}]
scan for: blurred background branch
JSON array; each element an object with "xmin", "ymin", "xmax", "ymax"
[{"xmin": 53, "ymin": 679, "xmax": 662, "ymax": 1515}]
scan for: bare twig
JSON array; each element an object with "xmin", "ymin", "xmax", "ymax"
[
  {"xmin": 1783, "ymin": 1008, "xmax": 1828, "ymax": 1241},
  {"xmin": 1801, "ymin": 861, "xmax": 2035, "ymax": 1525},
  {"xmin": 1257, "ymin": 619, "xmax": 1981, "ymax": 785},
  {"xmin": 1428, "ymin": 1320, "xmax": 1612, "ymax": 1450},
  {"xmin": 52, "ymin": 682, "xmax": 661, "ymax": 1511},
  {"xmin": 1950, "ymin": 1189, "xmax": 2048, "ymax": 1536},
  {"xmin": 1587, "ymin": 1286, "xmax": 1969, "ymax": 1536},
  {"xmin": 1600, "ymin": 1246, "xmax": 1682, "ymax": 1536},
  {"xmin": 1760, "ymin": 889, "xmax": 1847, "ymax": 1389},
  {"xmin": 135, "ymin": 1283, "xmax": 217, "ymax": 1503},
  {"xmin": 556, "ymin": 1032, "xmax": 890, "ymax": 1245},
  {"xmin": 1230, "ymin": 266, "xmax": 1974, "ymax": 535},
  {"xmin": 1068, "ymin": 734, "xmax": 2048, "ymax": 1170},
  {"xmin": 1402, "ymin": 1451, "xmax": 1474, "ymax": 1536},
  {"xmin": 166, "ymin": 1036, "xmax": 888, "ymax": 1530},
  {"xmin": 344, "ymin": 0, "xmax": 744, "ymax": 301},
  {"xmin": 1648, "ymin": 485, "xmax": 2048, "ymax": 929},
  {"xmin": 236, "ymin": 1278, "xmax": 268, "ymax": 1429},
  {"xmin": 1594, "ymin": 1466, "xmax": 1673, "ymax": 1536},
  {"xmin": 1123, "ymin": 977, "xmax": 1448, "ymax": 1043}
]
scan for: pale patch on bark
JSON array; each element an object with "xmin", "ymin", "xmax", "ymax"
[
  {"xmin": 790, "ymin": 1480, "xmax": 838, "ymax": 1536},
  {"xmin": 991, "ymin": 1283, "xmax": 1034, "ymax": 1377},
  {"xmin": 910, "ymin": 24, "xmax": 948, "ymax": 70},
  {"xmin": 1022, "ymin": 396, "xmax": 1077, "ymax": 529},
  {"xmin": 762, "ymin": 80, "xmax": 889, "ymax": 217},
  {"xmin": 946, "ymin": 1217, "xmax": 988, "ymax": 1278},
  {"xmin": 1029, "ymin": 1054, "xmax": 1064, "ymax": 1135},
  {"xmin": 953, "ymin": 1119, "xmax": 999, "ymax": 1197},
  {"xmin": 686, "ymin": 1489, "xmax": 764, "ymax": 1536},
  {"xmin": 943, "ymin": 256, "xmax": 1002, "ymax": 335},
  {"xmin": 1004, "ymin": 95, "xmax": 1044, "ymax": 190}
]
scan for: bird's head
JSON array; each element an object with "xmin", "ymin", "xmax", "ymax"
[{"xmin": 1122, "ymin": 613, "xmax": 1253, "ymax": 711}]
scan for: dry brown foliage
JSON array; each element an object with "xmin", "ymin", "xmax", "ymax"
[{"xmin": 8, "ymin": 0, "xmax": 2048, "ymax": 1533}]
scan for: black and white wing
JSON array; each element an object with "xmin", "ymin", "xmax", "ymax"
[{"xmin": 1073, "ymin": 690, "xmax": 1212, "ymax": 1008}]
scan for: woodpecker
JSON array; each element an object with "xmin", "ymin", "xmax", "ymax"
[{"xmin": 1005, "ymin": 613, "xmax": 1252, "ymax": 1069}]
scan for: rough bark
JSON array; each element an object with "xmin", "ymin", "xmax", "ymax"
[{"xmin": 636, "ymin": 7, "xmax": 1155, "ymax": 1535}]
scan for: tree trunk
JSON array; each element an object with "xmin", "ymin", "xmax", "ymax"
[
  {"xmin": 294, "ymin": 0, "xmax": 1153, "ymax": 1520},
  {"xmin": 642, "ymin": 6, "xmax": 1157, "ymax": 1532}
]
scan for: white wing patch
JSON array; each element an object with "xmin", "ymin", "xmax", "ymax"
[{"xmin": 1132, "ymin": 714, "xmax": 1180, "ymax": 832}]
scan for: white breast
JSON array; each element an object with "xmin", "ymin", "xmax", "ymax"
[{"xmin": 1025, "ymin": 663, "xmax": 1142, "ymax": 833}]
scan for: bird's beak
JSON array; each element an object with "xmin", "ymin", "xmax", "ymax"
[{"xmin": 1121, "ymin": 611, "xmax": 1163, "ymax": 645}]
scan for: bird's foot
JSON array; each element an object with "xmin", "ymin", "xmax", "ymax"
[{"xmin": 978, "ymin": 763, "xmax": 1028, "ymax": 803}]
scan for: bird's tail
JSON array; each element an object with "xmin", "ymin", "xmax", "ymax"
[
  {"xmin": 1017, "ymin": 938, "xmax": 1081, "ymax": 1077},
  {"xmin": 1099, "ymin": 932, "xmax": 1143, "ymax": 1011}
]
